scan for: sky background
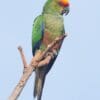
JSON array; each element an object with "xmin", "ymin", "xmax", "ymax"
[{"xmin": 0, "ymin": 0, "xmax": 100, "ymax": 100}]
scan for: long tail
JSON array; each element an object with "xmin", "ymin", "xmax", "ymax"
[{"xmin": 34, "ymin": 72, "xmax": 45, "ymax": 100}]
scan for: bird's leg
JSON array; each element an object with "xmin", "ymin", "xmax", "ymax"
[
  {"xmin": 51, "ymin": 41, "xmax": 62, "ymax": 57},
  {"xmin": 52, "ymin": 49, "xmax": 58, "ymax": 56}
]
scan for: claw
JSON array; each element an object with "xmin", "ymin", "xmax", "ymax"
[{"xmin": 52, "ymin": 49, "xmax": 58, "ymax": 56}]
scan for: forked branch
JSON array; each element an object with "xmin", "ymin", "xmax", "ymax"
[{"xmin": 9, "ymin": 34, "xmax": 67, "ymax": 100}]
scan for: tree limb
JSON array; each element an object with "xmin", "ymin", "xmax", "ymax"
[{"xmin": 9, "ymin": 34, "xmax": 67, "ymax": 100}]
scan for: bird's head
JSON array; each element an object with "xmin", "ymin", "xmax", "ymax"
[
  {"xmin": 59, "ymin": 0, "xmax": 70, "ymax": 15},
  {"xmin": 43, "ymin": 0, "xmax": 70, "ymax": 16}
]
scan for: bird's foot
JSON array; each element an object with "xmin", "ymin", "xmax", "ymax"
[{"xmin": 52, "ymin": 49, "xmax": 58, "ymax": 57}]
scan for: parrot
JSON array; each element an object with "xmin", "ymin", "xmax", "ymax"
[{"xmin": 32, "ymin": 0, "xmax": 70, "ymax": 100}]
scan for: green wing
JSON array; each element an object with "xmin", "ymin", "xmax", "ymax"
[{"xmin": 32, "ymin": 15, "xmax": 44, "ymax": 55}]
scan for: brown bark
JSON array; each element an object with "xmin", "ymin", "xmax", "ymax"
[{"xmin": 9, "ymin": 34, "xmax": 67, "ymax": 100}]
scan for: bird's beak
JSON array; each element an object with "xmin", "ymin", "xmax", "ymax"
[
  {"xmin": 64, "ymin": 6, "xmax": 70, "ymax": 15},
  {"xmin": 61, "ymin": 6, "xmax": 70, "ymax": 15}
]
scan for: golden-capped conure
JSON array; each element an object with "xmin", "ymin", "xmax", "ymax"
[{"xmin": 32, "ymin": 0, "xmax": 70, "ymax": 100}]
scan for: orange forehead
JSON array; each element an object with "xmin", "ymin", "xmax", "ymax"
[{"xmin": 59, "ymin": 0, "xmax": 69, "ymax": 7}]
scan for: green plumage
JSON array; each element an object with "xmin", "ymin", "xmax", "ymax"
[
  {"xmin": 32, "ymin": 14, "xmax": 65, "ymax": 54},
  {"xmin": 44, "ymin": 14, "xmax": 64, "ymax": 38},
  {"xmin": 32, "ymin": 0, "xmax": 69, "ymax": 100},
  {"xmin": 32, "ymin": 16, "xmax": 43, "ymax": 45},
  {"xmin": 32, "ymin": 15, "xmax": 44, "ymax": 54}
]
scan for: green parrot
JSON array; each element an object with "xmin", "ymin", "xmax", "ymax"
[{"xmin": 32, "ymin": 0, "xmax": 70, "ymax": 100}]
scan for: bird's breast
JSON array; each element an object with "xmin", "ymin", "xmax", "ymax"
[
  {"xmin": 44, "ymin": 14, "xmax": 64, "ymax": 35},
  {"xmin": 42, "ymin": 14, "xmax": 65, "ymax": 47}
]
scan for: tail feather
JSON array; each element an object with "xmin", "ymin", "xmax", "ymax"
[
  {"xmin": 34, "ymin": 73, "xmax": 45, "ymax": 100},
  {"xmin": 34, "ymin": 74, "xmax": 38, "ymax": 98}
]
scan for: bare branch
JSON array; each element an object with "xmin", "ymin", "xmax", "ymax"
[
  {"xmin": 9, "ymin": 66, "xmax": 33, "ymax": 100},
  {"xmin": 18, "ymin": 46, "xmax": 28, "ymax": 68},
  {"xmin": 9, "ymin": 34, "xmax": 67, "ymax": 100}
]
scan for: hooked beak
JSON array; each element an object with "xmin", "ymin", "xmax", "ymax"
[{"xmin": 61, "ymin": 6, "xmax": 70, "ymax": 15}]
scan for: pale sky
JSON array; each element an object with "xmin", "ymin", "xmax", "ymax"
[{"xmin": 0, "ymin": 0, "xmax": 100, "ymax": 100}]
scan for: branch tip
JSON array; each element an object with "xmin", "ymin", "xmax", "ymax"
[{"xmin": 18, "ymin": 46, "xmax": 22, "ymax": 51}]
